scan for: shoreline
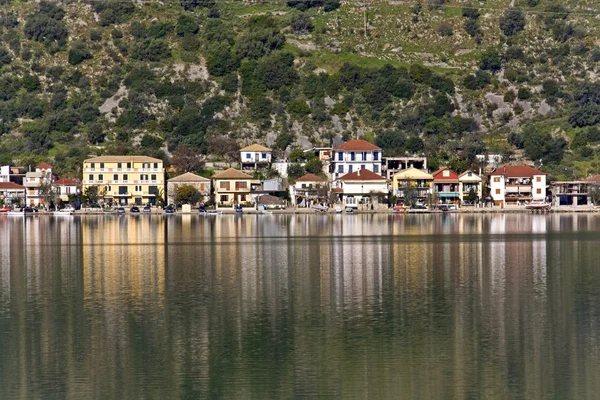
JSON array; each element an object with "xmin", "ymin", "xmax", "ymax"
[{"xmin": 2, "ymin": 207, "xmax": 599, "ymax": 216}]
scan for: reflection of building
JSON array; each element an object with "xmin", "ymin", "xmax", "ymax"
[
  {"xmin": 167, "ymin": 172, "xmax": 211, "ymax": 205},
  {"xmin": 458, "ymin": 170, "xmax": 483, "ymax": 204},
  {"xmin": 24, "ymin": 163, "xmax": 53, "ymax": 206},
  {"xmin": 382, "ymin": 156, "xmax": 427, "ymax": 179},
  {"xmin": 212, "ymin": 168, "xmax": 258, "ymax": 206},
  {"xmin": 432, "ymin": 168, "xmax": 459, "ymax": 204},
  {"xmin": 332, "ymin": 169, "xmax": 388, "ymax": 208},
  {"xmin": 240, "ymin": 144, "xmax": 272, "ymax": 170},
  {"xmin": 82, "ymin": 156, "xmax": 165, "ymax": 205},
  {"xmin": 391, "ymin": 167, "xmax": 433, "ymax": 204},
  {"xmin": 489, "ymin": 165, "xmax": 546, "ymax": 207},
  {"xmin": 331, "ymin": 140, "xmax": 382, "ymax": 180}
]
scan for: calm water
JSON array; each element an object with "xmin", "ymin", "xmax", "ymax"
[{"xmin": 1, "ymin": 214, "xmax": 600, "ymax": 399}]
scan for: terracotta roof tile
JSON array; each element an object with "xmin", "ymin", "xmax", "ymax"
[
  {"xmin": 36, "ymin": 162, "xmax": 53, "ymax": 169},
  {"xmin": 168, "ymin": 172, "xmax": 210, "ymax": 182},
  {"xmin": 337, "ymin": 169, "xmax": 387, "ymax": 181},
  {"xmin": 295, "ymin": 173, "xmax": 326, "ymax": 182},
  {"xmin": 490, "ymin": 165, "xmax": 546, "ymax": 177},
  {"xmin": 53, "ymin": 178, "xmax": 77, "ymax": 186},
  {"xmin": 0, "ymin": 182, "xmax": 25, "ymax": 189},
  {"xmin": 241, "ymin": 144, "xmax": 271, "ymax": 152},
  {"xmin": 334, "ymin": 139, "xmax": 381, "ymax": 151},
  {"xmin": 85, "ymin": 156, "xmax": 163, "ymax": 163},
  {"xmin": 212, "ymin": 168, "xmax": 253, "ymax": 179}
]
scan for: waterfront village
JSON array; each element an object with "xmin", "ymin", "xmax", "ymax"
[{"xmin": 1, "ymin": 139, "xmax": 600, "ymax": 213}]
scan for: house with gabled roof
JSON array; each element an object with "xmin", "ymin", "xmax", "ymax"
[
  {"xmin": 331, "ymin": 139, "xmax": 382, "ymax": 180},
  {"xmin": 167, "ymin": 172, "xmax": 211, "ymax": 205},
  {"xmin": 291, "ymin": 173, "xmax": 328, "ymax": 207},
  {"xmin": 392, "ymin": 167, "xmax": 433, "ymax": 205},
  {"xmin": 240, "ymin": 144, "xmax": 272, "ymax": 170},
  {"xmin": 0, "ymin": 182, "xmax": 26, "ymax": 206},
  {"xmin": 332, "ymin": 169, "xmax": 388, "ymax": 209},
  {"xmin": 432, "ymin": 167, "xmax": 460, "ymax": 204},
  {"xmin": 458, "ymin": 170, "xmax": 482, "ymax": 205},
  {"xmin": 53, "ymin": 178, "xmax": 78, "ymax": 202},
  {"xmin": 24, "ymin": 162, "xmax": 53, "ymax": 206},
  {"xmin": 212, "ymin": 168, "xmax": 259, "ymax": 206},
  {"xmin": 489, "ymin": 165, "xmax": 547, "ymax": 207}
]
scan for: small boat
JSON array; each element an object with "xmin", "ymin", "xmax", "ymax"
[
  {"xmin": 200, "ymin": 210, "xmax": 222, "ymax": 216},
  {"xmin": 345, "ymin": 207, "xmax": 356, "ymax": 213},
  {"xmin": 335, "ymin": 206, "xmax": 343, "ymax": 213},
  {"xmin": 0, "ymin": 207, "xmax": 12, "ymax": 213},
  {"xmin": 525, "ymin": 201, "xmax": 552, "ymax": 210},
  {"xmin": 7, "ymin": 210, "xmax": 25, "ymax": 216},
  {"xmin": 312, "ymin": 205, "xmax": 328, "ymax": 213},
  {"xmin": 54, "ymin": 206, "xmax": 75, "ymax": 215}
]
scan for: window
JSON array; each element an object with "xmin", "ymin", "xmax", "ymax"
[
  {"xmin": 348, "ymin": 165, "xmax": 353, "ymax": 173},
  {"xmin": 374, "ymin": 165, "xmax": 379, "ymax": 173},
  {"xmin": 536, "ymin": 176, "xmax": 541, "ymax": 182},
  {"xmin": 351, "ymin": 152, "xmax": 356, "ymax": 161},
  {"xmin": 240, "ymin": 195, "xmax": 246, "ymax": 202},
  {"xmin": 373, "ymin": 152, "xmax": 379, "ymax": 161},
  {"xmin": 246, "ymin": 153, "xmax": 251, "ymax": 159},
  {"xmin": 220, "ymin": 195, "xmax": 228, "ymax": 202},
  {"xmin": 151, "ymin": 174, "xmax": 156, "ymax": 181},
  {"xmin": 220, "ymin": 181, "xmax": 230, "ymax": 190},
  {"xmin": 537, "ymin": 188, "xmax": 542, "ymax": 194},
  {"xmin": 495, "ymin": 189, "xmax": 500, "ymax": 194},
  {"xmin": 361, "ymin": 165, "xmax": 365, "ymax": 170},
  {"xmin": 91, "ymin": 163, "xmax": 95, "ymax": 168},
  {"xmin": 113, "ymin": 174, "xmax": 118, "ymax": 181},
  {"xmin": 493, "ymin": 177, "xmax": 501, "ymax": 183},
  {"xmin": 235, "ymin": 181, "xmax": 248, "ymax": 190},
  {"xmin": 302, "ymin": 184, "xmax": 307, "ymax": 188},
  {"xmin": 154, "ymin": 163, "xmax": 158, "ymax": 169},
  {"xmin": 100, "ymin": 163, "xmax": 104, "ymax": 169},
  {"xmin": 123, "ymin": 174, "xmax": 128, "ymax": 181},
  {"xmin": 117, "ymin": 163, "xmax": 122, "ymax": 169},
  {"xmin": 119, "ymin": 186, "xmax": 127, "ymax": 194},
  {"xmin": 338, "ymin": 165, "xmax": 343, "ymax": 173},
  {"xmin": 143, "ymin": 163, "xmax": 149, "ymax": 168},
  {"xmin": 127, "ymin": 163, "xmax": 131, "ymax": 169},
  {"xmin": 443, "ymin": 170, "xmax": 450, "ymax": 177},
  {"xmin": 362, "ymin": 152, "xmax": 367, "ymax": 161},
  {"xmin": 338, "ymin": 152, "xmax": 343, "ymax": 161},
  {"xmin": 88, "ymin": 174, "xmax": 93, "ymax": 181},
  {"xmin": 98, "ymin": 174, "xmax": 104, "ymax": 181},
  {"xmin": 467, "ymin": 172, "xmax": 472, "ymax": 177},
  {"xmin": 200, "ymin": 184, "xmax": 205, "ymax": 191},
  {"xmin": 262, "ymin": 153, "xmax": 266, "ymax": 159},
  {"xmin": 105, "ymin": 186, "xmax": 111, "ymax": 192}
]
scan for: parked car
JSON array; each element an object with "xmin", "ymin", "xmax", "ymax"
[
  {"xmin": 88, "ymin": 202, "xmax": 101, "ymax": 209},
  {"xmin": 165, "ymin": 205, "xmax": 175, "ymax": 214},
  {"xmin": 411, "ymin": 204, "xmax": 428, "ymax": 210},
  {"xmin": 143, "ymin": 205, "xmax": 151, "ymax": 213},
  {"xmin": 436, "ymin": 204, "xmax": 449, "ymax": 212},
  {"xmin": 447, "ymin": 204, "xmax": 458, "ymax": 210},
  {"xmin": 21, "ymin": 207, "xmax": 38, "ymax": 213},
  {"xmin": 117, "ymin": 207, "xmax": 125, "ymax": 214},
  {"xmin": 393, "ymin": 205, "xmax": 406, "ymax": 212},
  {"xmin": 130, "ymin": 206, "xmax": 140, "ymax": 213}
]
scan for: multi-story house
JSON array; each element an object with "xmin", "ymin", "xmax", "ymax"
[
  {"xmin": 291, "ymin": 173, "xmax": 328, "ymax": 207},
  {"xmin": 382, "ymin": 156, "xmax": 427, "ymax": 179},
  {"xmin": 332, "ymin": 169, "xmax": 388, "ymax": 209},
  {"xmin": 167, "ymin": 172, "xmax": 211, "ymax": 205},
  {"xmin": 432, "ymin": 168, "xmax": 460, "ymax": 204},
  {"xmin": 331, "ymin": 140, "xmax": 382, "ymax": 180},
  {"xmin": 0, "ymin": 182, "xmax": 26, "ymax": 206},
  {"xmin": 489, "ymin": 165, "xmax": 546, "ymax": 207},
  {"xmin": 53, "ymin": 178, "xmax": 78, "ymax": 202},
  {"xmin": 24, "ymin": 162, "xmax": 53, "ymax": 206},
  {"xmin": 212, "ymin": 168, "xmax": 258, "ymax": 206},
  {"xmin": 458, "ymin": 170, "xmax": 483, "ymax": 205},
  {"xmin": 240, "ymin": 144, "xmax": 272, "ymax": 170},
  {"xmin": 82, "ymin": 156, "xmax": 164, "ymax": 205},
  {"xmin": 392, "ymin": 167, "xmax": 434, "ymax": 205},
  {"xmin": 552, "ymin": 179, "xmax": 596, "ymax": 206}
]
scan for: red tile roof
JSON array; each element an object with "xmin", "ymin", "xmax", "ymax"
[
  {"xmin": 0, "ymin": 182, "xmax": 25, "ymax": 189},
  {"xmin": 585, "ymin": 174, "xmax": 600, "ymax": 183},
  {"xmin": 432, "ymin": 168, "xmax": 459, "ymax": 182},
  {"xmin": 36, "ymin": 162, "xmax": 53, "ymax": 170},
  {"xmin": 334, "ymin": 139, "xmax": 381, "ymax": 151},
  {"xmin": 337, "ymin": 169, "xmax": 387, "ymax": 181},
  {"xmin": 490, "ymin": 165, "xmax": 546, "ymax": 177},
  {"xmin": 53, "ymin": 178, "xmax": 77, "ymax": 186},
  {"xmin": 295, "ymin": 173, "xmax": 325, "ymax": 182}
]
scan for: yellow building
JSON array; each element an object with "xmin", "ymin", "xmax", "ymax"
[
  {"xmin": 82, "ymin": 156, "xmax": 164, "ymax": 205},
  {"xmin": 212, "ymin": 168, "xmax": 258, "ymax": 206},
  {"xmin": 391, "ymin": 167, "xmax": 434, "ymax": 204}
]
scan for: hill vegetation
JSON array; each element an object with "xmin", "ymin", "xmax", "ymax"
[{"xmin": 1, "ymin": 0, "xmax": 600, "ymax": 179}]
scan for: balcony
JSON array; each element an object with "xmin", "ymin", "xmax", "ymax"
[{"xmin": 505, "ymin": 186, "xmax": 531, "ymax": 193}]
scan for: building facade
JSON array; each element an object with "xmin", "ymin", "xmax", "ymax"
[
  {"xmin": 391, "ymin": 167, "xmax": 434, "ymax": 205},
  {"xmin": 458, "ymin": 170, "xmax": 483, "ymax": 205},
  {"xmin": 432, "ymin": 168, "xmax": 460, "ymax": 204},
  {"xmin": 82, "ymin": 156, "xmax": 165, "ymax": 205},
  {"xmin": 382, "ymin": 156, "xmax": 427, "ymax": 179},
  {"xmin": 53, "ymin": 178, "xmax": 78, "ymax": 202},
  {"xmin": 333, "ymin": 169, "xmax": 388, "ymax": 208},
  {"xmin": 212, "ymin": 168, "xmax": 258, "ymax": 206},
  {"xmin": 167, "ymin": 172, "xmax": 211, "ymax": 205},
  {"xmin": 24, "ymin": 163, "xmax": 53, "ymax": 206},
  {"xmin": 0, "ymin": 182, "xmax": 26, "ymax": 206},
  {"xmin": 291, "ymin": 173, "xmax": 328, "ymax": 207},
  {"xmin": 331, "ymin": 140, "xmax": 382, "ymax": 180},
  {"xmin": 240, "ymin": 144, "xmax": 272, "ymax": 170},
  {"xmin": 489, "ymin": 165, "xmax": 546, "ymax": 207}
]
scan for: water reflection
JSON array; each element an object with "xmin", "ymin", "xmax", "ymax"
[{"xmin": 1, "ymin": 214, "xmax": 600, "ymax": 399}]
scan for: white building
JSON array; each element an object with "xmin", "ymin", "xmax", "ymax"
[
  {"xmin": 0, "ymin": 165, "xmax": 10, "ymax": 182},
  {"xmin": 53, "ymin": 178, "xmax": 78, "ymax": 202},
  {"xmin": 24, "ymin": 162, "xmax": 53, "ymax": 207},
  {"xmin": 240, "ymin": 144, "xmax": 272, "ymax": 170},
  {"xmin": 332, "ymin": 169, "xmax": 388, "ymax": 209},
  {"xmin": 331, "ymin": 140, "xmax": 382, "ymax": 180},
  {"xmin": 489, "ymin": 165, "xmax": 546, "ymax": 207}
]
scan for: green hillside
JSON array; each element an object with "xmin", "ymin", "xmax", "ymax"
[{"xmin": 1, "ymin": 0, "xmax": 600, "ymax": 179}]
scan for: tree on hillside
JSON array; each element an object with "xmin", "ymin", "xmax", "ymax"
[
  {"xmin": 500, "ymin": 8, "xmax": 525, "ymax": 36},
  {"xmin": 171, "ymin": 145, "xmax": 205, "ymax": 172}
]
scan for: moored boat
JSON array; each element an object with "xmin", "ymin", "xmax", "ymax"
[{"xmin": 525, "ymin": 201, "xmax": 552, "ymax": 210}]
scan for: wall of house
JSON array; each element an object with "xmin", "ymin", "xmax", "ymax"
[
  {"xmin": 532, "ymin": 175, "xmax": 546, "ymax": 200},
  {"xmin": 490, "ymin": 175, "xmax": 505, "ymax": 205}
]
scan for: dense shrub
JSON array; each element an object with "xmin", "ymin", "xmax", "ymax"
[
  {"xmin": 68, "ymin": 41, "xmax": 92, "ymax": 65},
  {"xmin": 500, "ymin": 8, "xmax": 525, "ymax": 36},
  {"xmin": 94, "ymin": 0, "xmax": 135, "ymax": 26},
  {"xmin": 479, "ymin": 50, "xmax": 502, "ymax": 72},
  {"xmin": 291, "ymin": 14, "xmax": 314, "ymax": 33},
  {"xmin": 24, "ymin": 3, "xmax": 68, "ymax": 44},
  {"xmin": 131, "ymin": 39, "xmax": 171, "ymax": 61}
]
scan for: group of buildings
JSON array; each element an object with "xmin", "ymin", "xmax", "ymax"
[{"xmin": 2, "ymin": 139, "xmax": 600, "ymax": 209}]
